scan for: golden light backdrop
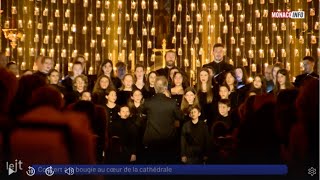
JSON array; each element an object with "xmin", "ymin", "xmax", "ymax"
[{"xmin": 0, "ymin": 0, "xmax": 319, "ymax": 81}]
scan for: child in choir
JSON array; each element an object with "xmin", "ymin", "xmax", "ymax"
[
  {"xmin": 92, "ymin": 75, "xmax": 114, "ymax": 105},
  {"xmin": 213, "ymin": 99, "xmax": 232, "ymax": 129},
  {"xmin": 108, "ymin": 105, "xmax": 138, "ymax": 164},
  {"xmin": 80, "ymin": 91, "xmax": 92, "ymax": 101},
  {"xmin": 180, "ymin": 87, "xmax": 202, "ymax": 122},
  {"xmin": 144, "ymin": 71, "xmax": 157, "ymax": 99},
  {"xmin": 219, "ymin": 84, "xmax": 230, "ymax": 100},
  {"xmin": 62, "ymin": 61, "xmax": 84, "ymax": 92},
  {"xmin": 181, "ymin": 106, "xmax": 210, "ymax": 164},
  {"xmin": 128, "ymin": 89, "xmax": 146, "ymax": 163},
  {"xmin": 104, "ymin": 88, "xmax": 120, "ymax": 130},
  {"xmin": 116, "ymin": 74, "xmax": 134, "ymax": 106},
  {"xmin": 170, "ymin": 72, "xmax": 185, "ymax": 107}
]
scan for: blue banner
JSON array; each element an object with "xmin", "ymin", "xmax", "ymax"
[{"xmin": 29, "ymin": 164, "xmax": 288, "ymax": 176}]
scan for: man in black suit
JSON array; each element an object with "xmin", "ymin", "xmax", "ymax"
[
  {"xmin": 202, "ymin": 43, "xmax": 234, "ymax": 85},
  {"xmin": 33, "ymin": 56, "xmax": 54, "ymax": 83},
  {"xmin": 142, "ymin": 76, "xmax": 183, "ymax": 164},
  {"xmin": 294, "ymin": 56, "xmax": 319, "ymax": 88}
]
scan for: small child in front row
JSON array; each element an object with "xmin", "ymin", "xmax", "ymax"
[
  {"xmin": 108, "ymin": 105, "xmax": 138, "ymax": 164},
  {"xmin": 181, "ymin": 105, "xmax": 210, "ymax": 164}
]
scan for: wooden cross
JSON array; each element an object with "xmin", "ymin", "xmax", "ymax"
[{"xmin": 152, "ymin": 39, "xmax": 175, "ymax": 68}]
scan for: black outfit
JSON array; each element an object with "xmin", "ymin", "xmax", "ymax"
[
  {"xmin": 111, "ymin": 76, "xmax": 122, "ymax": 90},
  {"xmin": 107, "ymin": 116, "xmax": 138, "ymax": 164},
  {"xmin": 142, "ymin": 93, "xmax": 184, "ymax": 164},
  {"xmin": 116, "ymin": 90, "xmax": 131, "ymax": 106},
  {"xmin": 203, "ymin": 60, "xmax": 234, "ymax": 85},
  {"xmin": 49, "ymin": 84, "xmax": 66, "ymax": 96},
  {"xmin": 92, "ymin": 91, "xmax": 107, "ymax": 106},
  {"xmin": 171, "ymin": 94, "xmax": 183, "ymax": 108},
  {"xmin": 156, "ymin": 66, "xmax": 172, "ymax": 80},
  {"xmin": 143, "ymin": 86, "xmax": 156, "ymax": 99},
  {"xmin": 33, "ymin": 71, "xmax": 49, "ymax": 83},
  {"xmin": 197, "ymin": 91, "xmax": 217, "ymax": 130},
  {"xmin": 61, "ymin": 75, "xmax": 74, "ymax": 93},
  {"xmin": 181, "ymin": 120, "xmax": 210, "ymax": 164},
  {"xmin": 294, "ymin": 72, "xmax": 319, "ymax": 88},
  {"xmin": 130, "ymin": 105, "xmax": 147, "ymax": 163},
  {"xmin": 104, "ymin": 105, "xmax": 120, "ymax": 134}
]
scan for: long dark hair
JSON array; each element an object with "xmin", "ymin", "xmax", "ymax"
[{"xmin": 98, "ymin": 59, "xmax": 115, "ymax": 77}]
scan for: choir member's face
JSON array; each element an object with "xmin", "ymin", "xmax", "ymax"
[
  {"xmin": 199, "ymin": 71, "xmax": 209, "ymax": 83},
  {"xmin": 213, "ymin": 47, "xmax": 224, "ymax": 61},
  {"xmin": 235, "ymin": 68, "xmax": 243, "ymax": 82},
  {"xmin": 135, "ymin": 67, "xmax": 145, "ymax": 79},
  {"xmin": 123, "ymin": 75, "xmax": 133, "ymax": 89},
  {"xmin": 73, "ymin": 64, "xmax": 83, "ymax": 77},
  {"xmin": 219, "ymin": 86, "xmax": 229, "ymax": 99},
  {"xmin": 277, "ymin": 73, "xmax": 286, "ymax": 87},
  {"xmin": 184, "ymin": 91, "xmax": 195, "ymax": 105},
  {"xmin": 49, "ymin": 71, "xmax": 59, "ymax": 84},
  {"xmin": 103, "ymin": 62, "xmax": 113, "ymax": 75},
  {"xmin": 253, "ymin": 76, "xmax": 262, "ymax": 89},
  {"xmin": 106, "ymin": 91, "xmax": 117, "ymax": 103},
  {"xmin": 148, "ymin": 73, "xmax": 157, "ymax": 86},
  {"xmin": 81, "ymin": 92, "xmax": 91, "ymax": 101},
  {"xmin": 303, "ymin": 60, "xmax": 314, "ymax": 74},
  {"xmin": 218, "ymin": 103, "xmax": 230, "ymax": 117},
  {"xmin": 189, "ymin": 108, "xmax": 201, "ymax": 120},
  {"xmin": 264, "ymin": 66, "xmax": 273, "ymax": 81},
  {"xmin": 173, "ymin": 73, "xmax": 183, "ymax": 86},
  {"xmin": 225, "ymin": 73, "xmax": 235, "ymax": 86},
  {"xmin": 75, "ymin": 77, "xmax": 85, "ymax": 90},
  {"xmin": 131, "ymin": 90, "xmax": 143, "ymax": 103},
  {"xmin": 100, "ymin": 77, "xmax": 109, "ymax": 89},
  {"xmin": 272, "ymin": 67, "xmax": 280, "ymax": 80},
  {"xmin": 119, "ymin": 106, "xmax": 130, "ymax": 119},
  {"xmin": 42, "ymin": 58, "xmax": 53, "ymax": 73},
  {"xmin": 165, "ymin": 52, "xmax": 176, "ymax": 67}
]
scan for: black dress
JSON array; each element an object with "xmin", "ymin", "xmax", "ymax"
[{"xmin": 171, "ymin": 94, "xmax": 183, "ymax": 108}]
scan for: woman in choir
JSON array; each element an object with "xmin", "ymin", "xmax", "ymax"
[
  {"xmin": 170, "ymin": 71, "xmax": 186, "ymax": 107},
  {"xmin": 180, "ymin": 87, "xmax": 202, "ymax": 122},
  {"xmin": 127, "ymin": 89, "xmax": 146, "ymax": 163},
  {"xmin": 92, "ymin": 75, "xmax": 114, "ymax": 106},
  {"xmin": 133, "ymin": 64, "xmax": 146, "ymax": 90},
  {"xmin": 234, "ymin": 67, "xmax": 249, "ymax": 90},
  {"xmin": 249, "ymin": 74, "xmax": 267, "ymax": 95},
  {"xmin": 98, "ymin": 59, "xmax": 122, "ymax": 90},
  {"xmin": 273, "ymin": 69, "xmax": 294, "ymax": 96},
  {"xmin": 116, "ymin": 74, "xmax": 134, "ymax": 106},
  {"xmin": 168, "ymin": 67, "xmax": 180, "ymax": 90},
  {"xmin": 144, "ymin": 71, "xmax": 157, "ymax": 99},
  {"xmin": 223, "ymin": 71, "xmax": 241, "ymax": 110},
  {"xmin": 67, "ymin": 74, "xmax": 88, "ymax": 104},
  {"xmin": 196, "ymin": 68, "xmax": 216, "ymax": 129},
  {"xmin": 48, "ymin": 69, "xmax": 66, "ymax": 95}
]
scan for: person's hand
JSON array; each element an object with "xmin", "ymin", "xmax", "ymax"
[
  {"xmin": 181, "ymin": 156, "xmax": 187, "ymax": 163},
  {"xmin": 130, "ymin": 154, "xmax": 136, "ymax": 162}
]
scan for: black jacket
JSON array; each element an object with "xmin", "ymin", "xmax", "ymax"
[
  {"xmin": 294, "ymin": 72, "xmax": 319, "ymax": 88},
  {"xmin": 203, "ymin": 60, "xmax": 234, "ymax": 85},
  {"xmin": 142, "ymin": 93, "xmax": 184, "ymax": 145}
]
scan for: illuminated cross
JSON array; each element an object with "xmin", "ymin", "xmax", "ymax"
[{"xmin": 152, "ymin": 39, "xmax": 176, "ymax": 68}]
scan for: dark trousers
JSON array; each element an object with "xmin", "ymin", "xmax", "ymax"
[{"xmin": 144, "ymin": 141, "xmax": 178, "ymax": 164}]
